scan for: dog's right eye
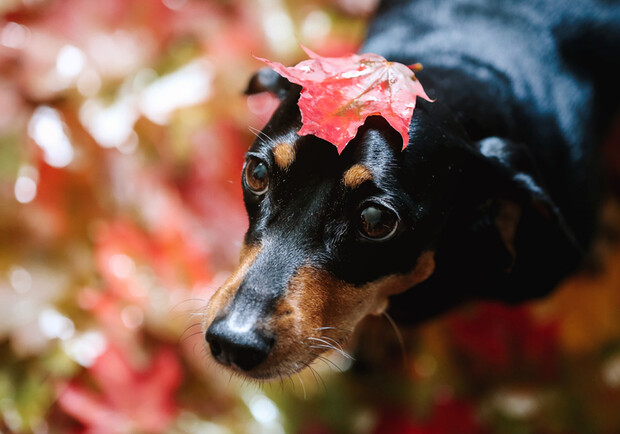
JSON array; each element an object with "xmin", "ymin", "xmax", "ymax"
[
  {"xmin": 358, "ymin": 204, "xmax": 399, "ymax": 241},
  {"xmin": 244, "ymin": 157, "xmax": 269, "ymax": 195}
]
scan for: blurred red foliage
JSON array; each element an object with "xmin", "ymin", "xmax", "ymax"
[
  {"xmin": 448, "ymin": 303, "xmax": 559, "ymax": 379},
  {"xmin": 57, "ymin": 345, "xmax": 182, "ymax": 433},
  {"xmin": 373, "ymin": 399, "xmax": 484, "ymax": 434},
  {"xmin": 1, "ymin": 0, "xmax": 619, "ymax": 432}
]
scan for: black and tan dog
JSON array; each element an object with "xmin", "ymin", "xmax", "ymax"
[{"xmin": 204, "ymin": 0, "xmax": 620, "ymax": 380}]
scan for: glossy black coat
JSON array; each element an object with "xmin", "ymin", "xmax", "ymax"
[{"xmin": 240, "ymin": 0, "xmax": 620, "ymax": 325}]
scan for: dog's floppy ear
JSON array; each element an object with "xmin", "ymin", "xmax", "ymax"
[
  {"xmin": 388, "ymin": 136, "xmax": 584, "ymax": 325},
  {"xmin": 245, "ymin": 67, "xmax": 291, "ymax": 99},
  {"xmin": 457, "ymin": 136, "xmax": 583, "ymax": 302}
]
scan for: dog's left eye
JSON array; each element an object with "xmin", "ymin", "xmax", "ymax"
[
  {"xmin": 358, "ymin": 204, "xmax": 399, "ymax": 241},
  {"xmin": 244, "ymin": 157, "xmax": 269, "ymax": 194}
]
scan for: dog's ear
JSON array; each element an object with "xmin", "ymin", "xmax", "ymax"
[
  {"xmin": 389, "ymin": 136, "xmax": 585, "ymax": 325},
  {"xmin": 245, "ymin": 67, "xmax": 290, "ymax": 99},
  {"xmin": 455, "ymin": 136, "xmax": 583, "ymax": 302}
]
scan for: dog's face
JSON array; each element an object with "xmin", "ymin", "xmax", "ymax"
[
  {"xmin": 203, "ymin": 71, "xmax": 581, "ymax": 380},
  {"xmin": 203, "ymin": 82, "xmax": 469, "ymax": 380}
]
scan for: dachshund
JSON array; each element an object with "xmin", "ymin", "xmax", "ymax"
[{"xmin": 203, "ymin": 0, "xmax": 620, "ymax": 380}]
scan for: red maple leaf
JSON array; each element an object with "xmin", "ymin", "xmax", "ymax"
[{"xmin": 257, "ymin": 46, "xmax": 432, "ymax": 153}]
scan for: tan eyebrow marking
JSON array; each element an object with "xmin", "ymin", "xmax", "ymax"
[
  {"xmin": 342, "ymin": 164, "xmax": 373, "ymax": 188},
  {"xmin": 273, "ymin": 142, "xmax": 296, "ymax": 170}
]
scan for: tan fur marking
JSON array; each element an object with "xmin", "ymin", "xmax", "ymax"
[
  {"xmin": 404, "ymin": 251, "xmax": 436, "ymax": 289},
  {"xmin": 203, "ymin": 243, "xmax": 261, "ymax": 329},
  {"xmin": 273, "ymin": 142, "xmax": 296, "ymax": 170},
  {"xmin": 495, "ymin": 199, "xmax": 521, "ymax": 271},
  {"xmin": 263, "ymin": 251, "xmax": 436, "ymax": 378},
  {"xmin": 342, "ymin": 164, "xmax": 373, "ymax": 188},
  {"xmin": 204, "ymin": 246, "xmax": 435, "ymax": 379}
]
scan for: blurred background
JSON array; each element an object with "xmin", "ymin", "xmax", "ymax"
[{"xmin": 1, "ymin": 0, "xmax": 620, "ymax": 432}]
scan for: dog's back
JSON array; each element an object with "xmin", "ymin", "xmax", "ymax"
[{"xmin": 364, "ymin": 0, "xmax": 620, "ymax": 248}]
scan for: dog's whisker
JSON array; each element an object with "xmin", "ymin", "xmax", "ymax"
[
  {"xmin": 169, "ymin": 298, "xmax": 208, "ymax": 313},
  {"xmin": 184, "ymin": 329, "xmax": 206, "ymax": 345},
  {"xmin": 296, "ymin": 373, "xmax": 307, "ymax": 400},
  {"xmin": 185, "ymin": 309, "xmax": 207, "ymax": 315},
  {"xmin": 178, "ymin": 323, "xmax": 203, "ymax": 345},
  {"xmin": 303, "ymin": 362, "xmax": 327, "ymax": 393},
  {"xmin": 307, "ymin": 343, "xmax": 355, "ymax": 361},
  {"xmin": 314, "ymin": 326, "xmax": 352, "ymax": 333},
  {"xmin": 247, "ymin": 125, "xmax": 262, "ymax": 136},
  {"xmin": 170, "ymin": 310, "xmax": 207, "ymax": 323},
  {"xmin": 170, "ymin": 305, "xmax": 209, "ymax": 325},
  {"xmin": 301, "ymin": 361, "xmax": 319, "ymax": 387},
  {"xmin": 307, "ymin": 344, "xmax": 334, "ymax": 351},
  {"xmin": 318, "ymin": 336, "xmax": 346, "ymax": 352},
  {"xmin": 383, "ymin": 311, "xmax": 407, "ymax": 366},
  {"xmin": 257, "ymin": 129, "xmax": 276, "ymax": 144},
  {"xmin": 305, "ymin": 336, "xmax": 350, "ymax": 358},
  {"xmin": 304, "ymin": 337, "xmax": 334, "ymax": 346},
  {"xmin": 313, "ymin": 353, "xmax": 344, "ymax": 373},
  {"xmin": 288, "ymin": 375, "xmax": 295, "ymax": 391},
  {"xmin": 248, "ymin": 125, "xmax": 277, "ymax": 147}
]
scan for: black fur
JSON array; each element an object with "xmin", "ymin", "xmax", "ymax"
[{"xmin": 235, "ymin": 0, "xmax": 620, "ymax": 328}]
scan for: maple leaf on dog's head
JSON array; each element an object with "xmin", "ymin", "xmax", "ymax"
[{"xmin": 257, "ymin": 46, "xmax": 432, "ymax": 153}]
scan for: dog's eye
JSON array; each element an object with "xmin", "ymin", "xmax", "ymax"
[
  {"xmin": 244, "ymin": 157, "xmax": 269, "ymax": 194},
  {"xmin": 359, "ymin": 204, "xmax": 399, "ymax": 240}
]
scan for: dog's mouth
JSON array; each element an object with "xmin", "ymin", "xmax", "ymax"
[
  {"xmin": 202, "ymin": 266, "xmax": 363, "ymax": 380},
  {"xmin": 204, "ymin": 317, "xmax": 354, "ymax": 380},
  {"xmin": 201, "ymin": 242, "xmax": 435, "ymax": 380}
]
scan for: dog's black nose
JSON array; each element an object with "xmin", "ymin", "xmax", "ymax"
[{"xmin": 205, "ymin": 318, "xmax": 274, "ymax": 371}]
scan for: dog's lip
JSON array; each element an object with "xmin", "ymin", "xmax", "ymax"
[
  {"xmin": 217, "ymin": 360, "xmax": 304, "ymax": 381},
  {"xmin": 207, "ymin": 338, "xmax": 334, "ymax": 381}
]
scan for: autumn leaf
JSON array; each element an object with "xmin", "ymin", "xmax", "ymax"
[{"xmin": 257, "ymin": 46, "xmax": 432, "ymax": 153}]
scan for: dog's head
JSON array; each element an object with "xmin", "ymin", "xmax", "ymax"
[{"xmin": 203, "ymin": 68, "xmax": 582, "ymax": 380}]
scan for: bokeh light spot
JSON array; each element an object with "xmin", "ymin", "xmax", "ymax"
[
  {"xmin": 162, "ymin": 0, "xmax": 187, "ymax": 10},
  {"xmin": 139, "ymin": 60, "xmax": 213, "ymax": 125},
  {"xmin": 14, "ymin": 176, "xmax": 37, "ymax": 203},
  {"xmin": 62, "ymin": 331, "xmax": 107, "ymax": 367},
  {"xmin": 56, "ymin": 45, "xmax": 86, "ymax": 79},
  {"xmin": 79, "ymin": 95, "xmax": 138, "ymax": 148},
  {"xmin": 121, "ymin": 305, "xmax": 144, "ymax": 329},
  {"xmin": 1, "ymin": 22, "xmax": 29, "ymax": 49},
  {"xmin": 28, "ymin": 106, "xmax": 74, "ymax": 168},
  {"xmin": 109, "ymin": 253, "xmax": 136, "ymax": 279},
  {"xmin": 9, "ymin": 266, "xmax": 32, "ymax": 293},
  {"xmin": 603, "ymin": 353, "xmax": 620, "ymax": 388},
  {"xmin": 302, "ymin": 11, "xmax": 331, "ymax": 41},
  {"xmin": 38, "ymin": 308, "xmax": 75, "ymax": 341},
  {"xmin": 248, "ymin": 395, "xmax": 279, "ymax": 424}
]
